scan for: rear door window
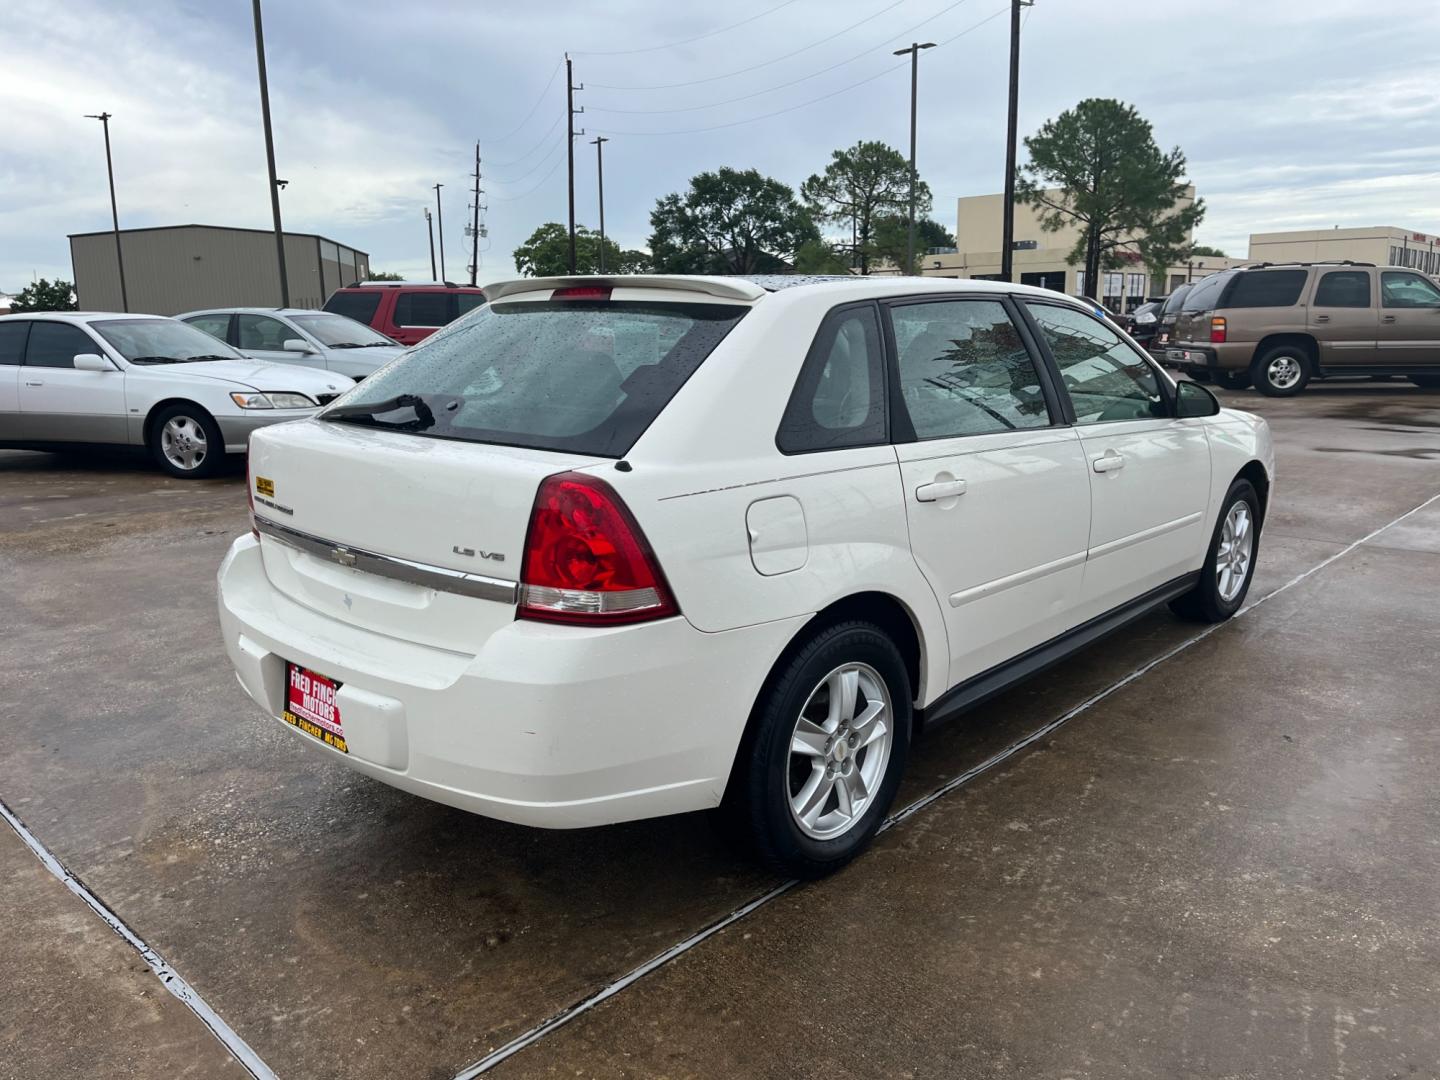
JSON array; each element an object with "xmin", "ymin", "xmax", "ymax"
[
  {"xmin": 1313, "ymin": 271, "xmax": 1372, "ymax": 308},
  {"xmin": 394, "ymin": 292, "xmax": 452, "ymax": 328},
  {"xmin": 326, "ymin": 299, "xmax": 748, "ymax": 456},
  {"xmin": 1220, "ymin": 269, "xmax": 1307, "ymax": 308},
  {"xmin": 0, "ymin": 321, "xmax": 29, "ymax": 365},
  {"xmin": 777, "ymin": 304, "xmax": 886, "ymax": 453},
  {"xmin": 890, "ymin": 299, "xmax": 1052, "ymax": 439},
  {"xmin": 24, "ymin": 322, "xmax": 96, "ymax": 368},
  {"xmin": 323, "ymin": 291, "xmax": 382, "ymax": 325}
]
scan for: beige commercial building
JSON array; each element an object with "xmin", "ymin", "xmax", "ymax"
[
  {"xmin": 1248, "ymin": 226, "xmax": 1440, "ymax": 274},
  {"xmin": 69, "ymin": 224, "xmax": 371, "ymax": 315},
  {"xmin": 914, "ymin": 186, "xmax": 1247, "ymax": 309}
]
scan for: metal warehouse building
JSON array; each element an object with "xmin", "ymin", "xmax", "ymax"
[{"xmin": 69, "ymin": 224, "xmax": 371, "ymax": 315}]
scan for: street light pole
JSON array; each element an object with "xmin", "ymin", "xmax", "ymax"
[
  {"xmin": 425, "ymin": 208, "xmax": 437, "ymax": 280},
  {"xmin": 250, "ymin": 0, "xmax": 290, "ymax": 307},
  {"xmin": 893, "ymin": 41, "xmax": 935, "ymax": 276},
  {"xmin": 590, "ymin": 136, "xmax": 609, "ymax": 273},
  {"xmin": 1000, "ymin": 0, "xmax": 1032, "ymax": 282},
  {"xmin": 434, "ymin": 183, "xmax": 446, "ymax": 281},
  {"xmin": 84, "ymin": 112, "xmax": 128, "ymax": 312}
]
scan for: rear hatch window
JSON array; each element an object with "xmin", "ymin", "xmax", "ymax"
[
  {"xmin": 324, "ymin": 290, "xmax": 382, "ymax": 324},
  {"xmin": 322, "ymin": 298, "xmax": 748, "ymax": 457}
]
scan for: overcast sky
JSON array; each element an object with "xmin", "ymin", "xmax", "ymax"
[{"xmin": 5, "ymin": 0, "xmax": 1439, "ymax": 292}]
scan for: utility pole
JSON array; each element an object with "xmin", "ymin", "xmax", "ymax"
[
  {"xmin": 1000, "ymin": 0, "xmax": 1032, "ymax": 282},
  {"xmin": 590, "ymin": 136, "xmax": 609, "ymax": 273},
  {"xmin": 250, "ymin": 0, "xmax": 290, "ymax": 307},
  {"xmin": 893, "ymin": 41, "xmax": 935, "ymax": 276},
  {"xmin": 425, "ymin": 208, "xmax": 436, "ymax": 279},
  {"xmin": 566, "ymin": 54, "xmax": 585, "ymax": 274},
  {"xmin": 84, "ymin": 112, "xmax": 128, "ymax": 312},
  {"xmin": 469, "ymin": 143, "xmax": 485, "ymax": 286},
  {"xmin": 434, "ymin": 183, "xmax": 446, "ymax": 281}
]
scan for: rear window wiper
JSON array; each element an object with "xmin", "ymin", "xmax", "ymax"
[{"xmin": 320, "ymin": 393, "xmax": 435, "ymax": 430}]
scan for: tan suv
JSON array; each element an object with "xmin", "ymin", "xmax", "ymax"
[{"xmin": 1165, "ymin": 262, "xmax": 1440, "ymax": 395}]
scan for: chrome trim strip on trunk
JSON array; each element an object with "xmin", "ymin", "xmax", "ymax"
[{"xmin": 255, "ymin": 517, "xmax": 519, "ymax": 604}]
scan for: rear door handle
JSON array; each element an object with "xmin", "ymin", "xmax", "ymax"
[
  {"xmin": 915, "ymin": 479, "xmax": 967, "ymax": 502},
  {"xmin": 1314, "ymin": 314, "xmax": 1330, "ymax": 323},
  {"xmin": 1382, "ymin": 315, "xmax": 1397, "ymax": 323},
  {"xmin": 1092, "ymin": 451, "xmax": 1125, "ymax": 474}
]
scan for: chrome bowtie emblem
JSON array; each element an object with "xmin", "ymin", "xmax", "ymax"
[{"xmin": 329, "ymin": 546, "xmax": 358, "ymax": 568}]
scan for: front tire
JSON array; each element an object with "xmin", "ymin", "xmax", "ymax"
[
  {"xmin": 1214, "ymin": 370, "xmax": 1252, "ymax": 390},
  {"xmin": 1170, "ymin": 480, "xmax": 1260, "ymax": 623},
  {"xmin": 1251, "ymin": 346, "xmax": 1311, "ymax": 397},
  {"xmin": 149, "ymin": 403, "xmax": 224, "ymax": 478},
  {"xmin": 727, "ymin": 621, "xmax": 912, "ymax": 879}
]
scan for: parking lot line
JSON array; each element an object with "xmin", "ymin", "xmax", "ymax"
[
  {"xmin": 0, "ymin": 798, "xmax": 280, "ymax": 1080},
  {"xmin": 454, "ymin": 486, "xmax": 1440, "ymax": 1079}
]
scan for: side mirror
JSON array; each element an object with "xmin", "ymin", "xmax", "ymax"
[
  {"xmin": 73, "ymin": 353, "xmax": 114, "ymax": 372},
  {"xmin": 1175, "ymin": 379, "xmax": 1221, "ymax": 418},
  {"xmin": 283, "ymin": 338, "xmax": 313, "ymax": 354}
]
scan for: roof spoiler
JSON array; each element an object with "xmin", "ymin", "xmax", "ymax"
[{"xmin": 484, "ymin": 275, "xmax": 767, "ymax": 303}]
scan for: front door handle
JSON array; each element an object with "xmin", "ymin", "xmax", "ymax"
[
  {"xmin": 1314, "ymin": 314, "xmax": 1330, "ymax": 323},
  {"xmin": 915, "ymin": 479, "xmax": 967, "ymax": 502},
  {"xmin": 1092, "ymin": 451, "xmax": 1126, "ymax": 474},
  {"xmin": 1382, "ymin": 315, "xmax": 1397, "ymax": 323}
]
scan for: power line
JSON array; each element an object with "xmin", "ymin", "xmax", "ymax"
[
  {"xmin": 588, "ymin": 0, "xmax": 911, "ymax": 91},
  {"xmin": 488, "ymin": 58, "xmax": 564, "ymax": 143},
  {"xmin": 487, "ymin": 154, "xmax": 567, "ymax": 202},
  {"xmin": 589, "ymin": 5, "xmax": 1008, "ymax": 138},
  {"xmin": 488, "ymin": 137, "xmax": 566, "ymax": 185},
  {"xmin": 571, "ymin": 0, "xmax": 804, "ymax": 56},
  {"xmin": 485, "ymin": 115, "xmax": 563, "ymax": 169},
  {"xmin": 588, "ymin": 0, "xmax": 974, "ymax": 116}
]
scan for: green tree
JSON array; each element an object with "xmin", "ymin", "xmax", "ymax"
[
  {"xmin": 792, "ymin": 239, "xmax": 854, "ymax": 275},
  {"xmin": 513, "ymin": 222, "xmax": 649, "ymax": 277},
  {"xmin": 1016, "ymin": 98, "xmax": 1204, "ymax": 299},
  {"xmin": 648, "ymin": 167, "xmax": 819, "ymax": 274},
  {"xmin": 801, "ymin": 141, "xmax": 928, "ymax": 275},
  {"xmin": 1186, "ymin": 244, "xmax": 1229, "ymax": 258},
  {"xmin": 871, "ymin": 216, "xmax": 955, "ymax": 271},
  {"xmin": 10, "ymin": 278, "xmax": 78, "ymax": 312},
  {"xmin": 367, "ymin": 270, "xmax": 405, "ymax": 281}
]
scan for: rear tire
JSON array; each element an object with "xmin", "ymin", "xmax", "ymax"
[
  {"xmin": 149, "ymin": 403, "xmax": 225, "ymax": 479},
  {"xmin": 1409, "ymin": 373, "xmax": 1440, "ymax": 389},
  {"xmin": 1184, "ymin": 368, "xmax": 1213, "ymax": 383},
  {"xmin": 1214, "ymin": 370, "xmax": 1252, "ymax": 390},
  {"xmin": 726, "ymin": 621, "xmax": 911, "ymax": 879},
  {"xmin": 1251, "ymin": 346, "xmax": 1311, "ymax": 397},
  {"xmin": 1170, "ymin": 480, "xmax": 1260, "ymax": 623}
]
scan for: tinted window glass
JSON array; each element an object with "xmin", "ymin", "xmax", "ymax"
[
  {"xmin": 0, "ymin": 322, "xmax": 28, "ymax": 365},
  {"xmin": 777, "ymin": 305, "xmax": 886, "ymax": 453},
  {"xmin": 184, "ymin": 313, "xmax": 232, "ymax": 341},
  {"xmin": 1381, "ymin": 271, "xmax": 1440, "ymax": 308},
  {"xmin": 323, "ymin": 291, "xmax": 382, "ymax": 324},
  {"xmin": 1161, "ymin": 284, "xmax": 1192, "ymax": 315},
  {"xmin": 1181, "ymin": 274, "xmax": 1230, "ymax": 312},
  {"xmin": 236, "ymin": 314, "xmax": 293, "ymax": 350},
  {"xmin": 1026, "ymin": 303, "xmax": 1166, "ymax": 424},
  {"xmin": 327, "ymin": 300, "xmax": 747, "ymax": 456},
  {"xmin": 1313, "ymin": 271, "xmax": 1372, "ymax": 308},
  {"xmin": 456, "ymin": 293, "xmax": 485, "ymax": 316},
  {"xmin": 892, "ymin": 299, "xmax": 1051, "ymax": 439},
  {"xmin": 394, "ymin": 292, "xmax": 452, "ymax": 327},
  {"xmin": 24, "ymin": 322, "xmax": 96, "ymax": 369},
  {"xmin": 1222, "ymin": 269, "xmax": 1306, "ymax": 308}
]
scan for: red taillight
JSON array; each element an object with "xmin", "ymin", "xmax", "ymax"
[
  {"xmin": 551, "ymin": 286, "xmax": 612, "ymax": 301},
  {"xmin": 1210, "ymin": 316, "xmax": 1227, "ymax": 343},
  {"xmin": 519, "ymin": 472, "xmax": 677, "ymax": 626}
]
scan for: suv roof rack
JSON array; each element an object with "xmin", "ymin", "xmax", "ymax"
[
  {"xmin": 344, "ymin": 279, "xmax": 466, "ymax": 288},
  {"xmin": 1244, "ymin": 260, "xmax": 1375, "ymax": 270}
]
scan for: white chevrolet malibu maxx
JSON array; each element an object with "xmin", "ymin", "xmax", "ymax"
[{"xmin": 219, "ymin": 275, "xmax": 1274, "ymax": 876}]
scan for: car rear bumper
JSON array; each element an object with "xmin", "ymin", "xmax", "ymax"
[
  {"xmin": 216, "ymin": 534, "xmax": 804, "ymax": 828},
  {"xmin": 1165, "ymin": 343, "xmax": 1250, "ymax": 373}
]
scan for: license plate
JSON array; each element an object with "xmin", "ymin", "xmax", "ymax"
[{"xmin": 283, "ymin": 662, "xmax": 347, "ymax": 753}]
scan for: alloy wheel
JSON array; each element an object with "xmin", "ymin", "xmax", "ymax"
[
  {"xmin": 161, "ymin": 416, "xmax": 209, "ymax": 471},
  {"xmin": 1266, "ymin": 354, "xmax": 1302, "ymax": 390},
  {"xmin": 1216, "ymin": 501, "xmax": 1254, "ymax": 603},
  {"xmin": 787, "ymin": 663, "xmax": 893, "ymax": 841}
]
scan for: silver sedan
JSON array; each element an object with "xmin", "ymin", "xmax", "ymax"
[
  {"xmin": 178, "ymin": 307, "xmax": 406, "ymax": 379},
  {"xmin": 0, "ymin": 312, "xmax": 353, "ymax": 478}
]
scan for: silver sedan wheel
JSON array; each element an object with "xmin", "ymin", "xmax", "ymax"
[
  {"xmin": 1266, "ymin": 354, "xmax": 1303, "ymax": 390},
  {"xmin": 161, "ymin": 415, "xmax": 209, "ymax": 471},
  {"xmin": 1216, "ymin": 501, "xmax": 1254, "ymax": 603},
  {"xmin": 788, "ymin": 663, "xmax": 893, "ymax": 841}
]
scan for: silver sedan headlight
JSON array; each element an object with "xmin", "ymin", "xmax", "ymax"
[{"xmin": 229, "ymin": 391, "xmax": 317, "ymax": 409}]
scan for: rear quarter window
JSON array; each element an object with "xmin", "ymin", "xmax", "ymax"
[
  {"xmin": 326, "ymin": 300, "xmax": 748, "ymax": 457},
  {"xmin": 1219, "ymin": 269, "xmax": 1307, "ymax": 309}
]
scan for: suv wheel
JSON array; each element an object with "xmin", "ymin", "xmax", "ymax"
[
  {"xmin": 727, "ymin": 621, "xmax": 911, "ymax": 878},
  {"xmin": 1214, "ymin": 370, "xmax": 1252, "ymax": 390},
  {"xmin": 1251, "ymin": 346, "xmax": 1311, "ymax": 397},
  {"xmin": 1409, "ymin": 374, "xmax": 1440, "ymax": 389},
  {"xmin": 1170, "ymin": 479, "xmax": 1260, "ymax": 623}
]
